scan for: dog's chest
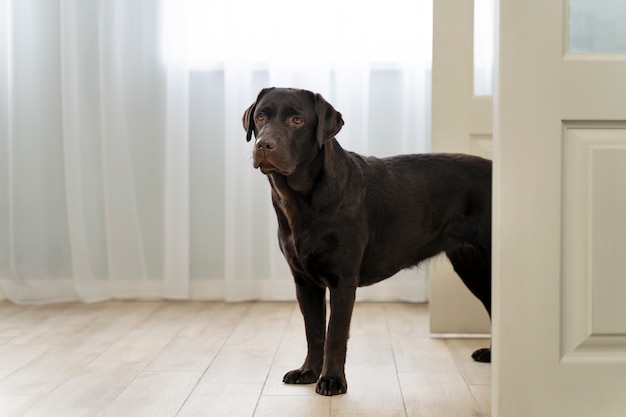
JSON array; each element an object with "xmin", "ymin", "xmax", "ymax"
[{"xmin": 274, "ymin": 203, "xmax": 342, "ymax": 287}]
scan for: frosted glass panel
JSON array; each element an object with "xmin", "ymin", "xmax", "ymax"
[
  {"xmin": 474, "ymin": 0, "xmax": 495, "ymax": 95},
  {"xmin": 569, "ymin": 0, "xmax": 626, "ymax": 53}
]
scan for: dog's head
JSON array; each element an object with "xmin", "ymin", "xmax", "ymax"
[{"xmin": 242, "ymin": 88, "xmax": 344, "ymax": 176}]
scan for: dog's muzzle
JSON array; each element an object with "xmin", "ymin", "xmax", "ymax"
[{"xmin": 253, "ymin": 136, "xmax": 295, "ymax": 175}]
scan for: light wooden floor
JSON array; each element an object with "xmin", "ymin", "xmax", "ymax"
[{"xmin": 0, "ymin": 301, "xmax": 491, "ymax": 417}]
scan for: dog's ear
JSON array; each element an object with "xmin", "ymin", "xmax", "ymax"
[
  {"xmin": 314, "ymin": 93, "xmax": 344, "ymax": 148},
  {"xmin": 242, "ymin": 87, "xmax": 275, "ymax": 142},
  {"xmin": 242, "ymin": 102, "xmax": 256, "ymax": 142}
]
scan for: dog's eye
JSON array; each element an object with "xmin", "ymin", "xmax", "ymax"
[
  {"xmin": 255, "ymin": 112, "xmax": 266, "ymax": 122},
  {"xmin": 291, "ymin": 116, "xmax": 304, "ymax": 125}
]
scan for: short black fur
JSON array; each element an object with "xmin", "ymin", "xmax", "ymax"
[{"xmin": 243, "ymin": 87, "xmax": 492, "ymax": 396}]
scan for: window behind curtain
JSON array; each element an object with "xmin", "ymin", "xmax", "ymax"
[{"xmin": 160, "ymin": 0, "xmax": 433, "ymax": 69}]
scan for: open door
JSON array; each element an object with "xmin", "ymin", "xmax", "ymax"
[
  {"xmin": 430, "ymin": 0, "xmax": 492, "ymax": 335},
  {"xmin": 494, "ymin": 0, "xmax": 626, "ymax": 415}
]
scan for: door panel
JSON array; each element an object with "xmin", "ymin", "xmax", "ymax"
[{"xmin": 562, "ymin": 123, "xmax": 626, "ymax": 357}]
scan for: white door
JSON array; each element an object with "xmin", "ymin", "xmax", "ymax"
[
  {"xmin": 494, "ymin": 0, "xmax": 626, "ymax": 415},
  {"xmin": 430, "ymin": 0, "xmax": 492, "ymax": 334}
]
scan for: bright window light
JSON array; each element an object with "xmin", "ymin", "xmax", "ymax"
[{"xmin": 161, "ymin": 0, "xmax": 433, "ymax": 69}]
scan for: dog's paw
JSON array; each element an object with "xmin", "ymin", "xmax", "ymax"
[
  {"xmin": 283, "ymin": 368, "xmax": 319, "ymax": 385},
  {"xmin": 315, "ymin": 377, "xmax": 347, "ymax": 396},
  {"xmin": 471, "ymin": 347, "xmax": 491, "ymax": 363}
]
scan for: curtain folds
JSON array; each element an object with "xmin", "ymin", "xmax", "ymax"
[{"xmin": 0, "ymin": 0, "xmax": 432, "ymax": 304}]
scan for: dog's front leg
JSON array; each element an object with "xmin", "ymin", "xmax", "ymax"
[
  {"xmin": 283, "ymin": 277, "xmax": 326, "ymax": 385},
  {"xmin": 316, "ymin": 284, "xmax": 356, "ymax": 396}
]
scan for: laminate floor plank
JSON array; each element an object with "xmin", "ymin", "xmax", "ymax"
[
  {"xmin": 446, "ymin": 338, "xmax": 491, "ymax": 385},
  {"xmin": 0, "ymin": 393, "xmax": 40, "ymax": 417},
  {"xmin": 470, "ymin": 383, "xmax": 492, "ymax": 417},
  {"xmin": 177, "ymin": 381, "xmax": 263, "ymax": 417},
  {"xmin": 32, "ymin": 361, "xmax": 148, "ymax": 410},
  {"xmin": 399, "ymin": 372, "xmax": 484, "ymax": 417},
  {"xmin": 0, "ymin": 301, "xmax": 491, "ymax": 417},
  {"xmin": 21, "ymin": 408, "xmax": 103, "ymax": 417},
  {"xmin": 331, "ymin": 411, "xmax": 408, "ymax": 417},
  {"xmin": 253, "ymin": 395, "xmax": 331, "ymax": 417},
  {"xmin": 98, "ymin": 371, "xmax": 202, "ymax": 417},
  {"xmin": 0, "ymin": 350, "xmax": 98, "ymax": 395}
]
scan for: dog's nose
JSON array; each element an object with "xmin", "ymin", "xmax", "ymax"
[{"xmin": 256, "ymin": 137, "xmax": 276, "ymax": 150}]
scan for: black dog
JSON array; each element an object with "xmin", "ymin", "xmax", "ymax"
[{"xmin": 242, "ymin": 87, "xmax": 491, "ymax": 396}]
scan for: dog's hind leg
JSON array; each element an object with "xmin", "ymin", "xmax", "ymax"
[{"xmin": 445, "ymin": 244, "xmax": 492, "ymax": 363}]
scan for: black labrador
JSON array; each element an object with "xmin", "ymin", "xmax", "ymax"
[{"xmin": 242, "ymin": 87, "xmax": 491, "ymax": 396}]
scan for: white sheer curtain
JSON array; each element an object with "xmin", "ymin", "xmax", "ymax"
[{"xmin": 0, "ymin": 0, "xmax": 432, "ymax": 304}]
